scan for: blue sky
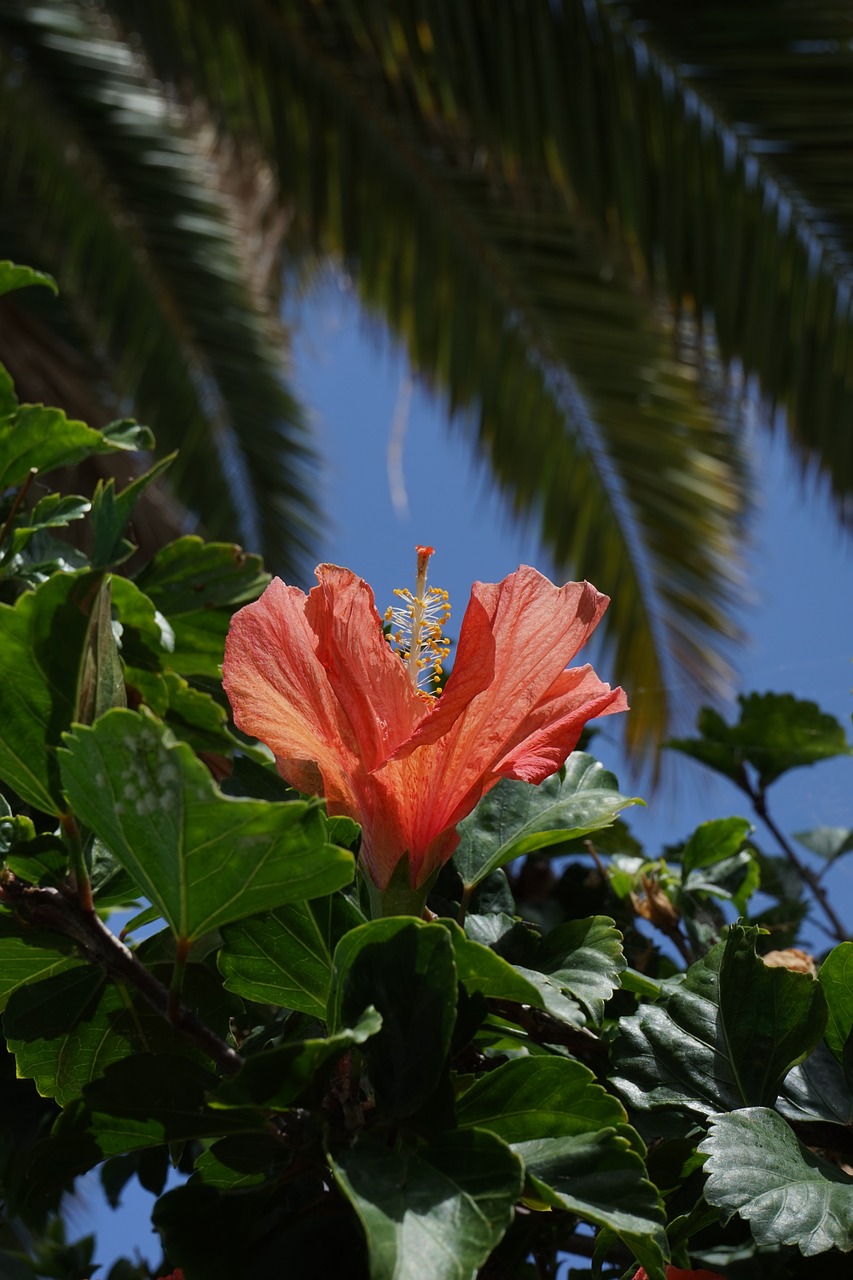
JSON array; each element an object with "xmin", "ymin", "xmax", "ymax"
[{"xmin": 84, "ymin": 271, "xmax": 853, "ymax": 1273}]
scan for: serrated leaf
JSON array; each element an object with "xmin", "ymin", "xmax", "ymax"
[
  {"xmin": 535, "ymin": 915, "xmax": 625, "ymax": 1024},
  {"xmin": 0, "ymin": 405, "xmax": 150, "ymax": 493},
  {"xmin": 613, "ymin": 944, "xmax": 742, "ymax": 1117},
  {"xmin": 719, "ymin": 925, "xmax": 826, "ymax": 1106},
  {"xmin": 0, "ymin": 913, "xmax": 82, "ymax": 1012},
  {"xmin": 3, "ymin": 961, "xmax": 232, "ymax": 1106},
  {"xmin": 330, "ymin": 918, "xmax": 457, "ymax": 1122},
  {"xmin": 331, "ymin": 1129, "xmax": 523, "ymax": 1280},
  {"xmin": 90, "ymin": 454, "xmax": 175, "ymax": 568},
  {"xmin": 456, "ymin": 1055, "xmax": 631, "ymax": 1143},
  {"xmin": 0, "ymin": 569, "xmax": 105, "ymax": 813},
  {"xmin": 0, "ymin": 260, "xmax": 58, "ymax": 297},
  {"xmin": 59, "ymin": 709, "xmax": 354, "ymax": 942},
  {"xmin": 192, "ymin": 1134, "xmax": 284, "ymax": 1190},
  {"xmin": 80, "ymin": 1053, "xmax": 257, "ymax": 1155},
  {"xmin": 134, "ymin": 537, "xmax": 269, "ymax": 677},
  {"xmin": 819, "ymin": 942, "xmax": 853, "ymax": 1064},
  {"xmin": 452, "ymin": 757, "xmax": 642, "ymax": 890},
  {"xmin": 210, "ymin": 1006, "xmax": 381, "ymax": 1111},
  {"xmin": 219, "ymin": 893, "xmax": 364, "ymax": 1016},
  {"xmin": 614, "ymin": 927, "xmax": 826, "ymax": 1117},
  {"xmin": 437, "ymin": 918, "xmax": 545, "ymax": 1007},
  {"xmin": 700, "ymin": 1107, "xmax": 853, "ymax": 1256},
  {"xmin": 680, "ymin": 817, "xmax": 753, "ymax": 872},
  {"xmin": 668, "ymin": 693, "xmax": 852, "ymax": 790},
  {"xmin": 520, "ymin": 1131, "xmax": 664, "ymax": 1243}
]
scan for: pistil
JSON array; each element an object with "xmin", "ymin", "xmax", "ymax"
[{"xmin": 385, "ymin": 545, "xmax": 451, "ymax": 694}]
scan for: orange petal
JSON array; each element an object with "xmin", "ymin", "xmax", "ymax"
[
  {"xmin": 306, "ymin": 565, "xmax": 425, "ymax": 769},
  {"xmin": 222, "ymin": 577, "xmax": 360, "ymax": 815}
]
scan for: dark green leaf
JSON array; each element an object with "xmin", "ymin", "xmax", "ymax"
[
  {"xmin": 0, "ymin": 569, "xmax": 105, "ymax": 813},
  {"xmin": 59, "ymin": 709, "xmax": 354, "ymax": 942},
  {"xmin": 520, "ymin": 1132, "xmax": 664, "ymax": 1247},
  {"xmin": 219, "ymin": 893, "xmax": 364, "ymax": 1016},
  {"xmin": 613, "ymin": 943, "xmax": 742, "ymax": 1117},
  {"xmin": 0, "ymin": 913, "xmax": 82, "ymax": 1012},
  {"xmin": 719, "ymin": 925, "xmax": 826, "ymax": 1106},
  {"xmin": 210, "ymin": 1006, "xmax": 381, "ymax": 1111},
  {"xmin": 0, "ymin": 260, "xmax": 57, "ymax": 297},
  {"xmin": 134, "ymin": 537, "xmax": 269, "ymax": 677},
  {"xmin": 778, "ymin": 1042, "xmax": 853, "ymax": 1127},
  {"xmin": 456, "ymin": 1055, "xmax": 632, "ymax": 1144},
  {"xmin": 453, "ymin": 758, "xmax": 642, "ymax": 890},
  {"xmin": 192, "ymin": 1134, "xmax": 285, "ymax": 1190},
  {"xmin": 90, "ymin": 454, "xmax": 175, "ymax": 568},
  {"xmin": 700, "ymin": 1107, "xmax": 853, "ymax": 1255},
  {"xmin": 77, "ymin": 578, "xmax": 127, "ymax": 726},
  {"xmin": 818, "ymin": 942, "xmax": 853, "ymax": 1064},
  {"xmin": 331, "ymin": 1129, "xmax": 523, "ymax": 1280},
  {"xmin": 81, "ymin": 1053, "xmax": 257, "ymax": 1153},
  {"xmin": 668, "ymin": 694, "xmax": 852, "ymax": 790},
  {"xmin": 4, "ymin": 962, "xmax": 236, "ymax": 1107},
  {"xmin": 437, "ymin": 918, "xmax": 545, "ymax": 1007},
  {"xmin": 535, "ymin": 915, "xmax": 625, "ymax": 1024},
  {"xmin": 331, "ymin": 918, "xmax": 457, "ymax": 1121}
]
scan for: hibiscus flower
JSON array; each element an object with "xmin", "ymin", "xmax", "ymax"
[{"xmin": 223, "ymin": 551, "xmax": 626, "ymax": 908}]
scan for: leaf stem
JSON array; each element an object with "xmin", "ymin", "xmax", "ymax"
[
  {"xmin": 0, "ymin": 871, "xmax": 243, "ymax": 1076},
  {"xmin": 60, "ymin": 812, "xmax": 94, "ymax": 913}
]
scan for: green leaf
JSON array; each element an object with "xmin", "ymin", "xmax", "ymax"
[
  {"xmin": 60, "ymin": 709, "xmax": 354, "ymax": 942},
  {"xmin": 0, "ymin": 569, "xmax": 105, "ymax": 813},
  {"xmin": 331, "ymin": 1129, "xmax": 523, "ymax": 1280},
  {"xmin": 0, "ymin": 260, "xmax": 57, "ymax": 297},
  {"xmin": 453, "ymin": 757, "xmax": 642, "ymax": 890},
  {"xmin": 778, "ymin": 1042, "xmax": 853, "ymax": 1126},
  {"xmin": 668, "ymin": 693, "xmax": 852, "ymax": 790},
  {"xmin": 192, "ymin": 1134, "xmax": 285, "ymax": 1190},
  {"xmin": 719, "ymin": 925, "xmax": 827, "ymax": 1106},
  {"xmin": 0, "ymin": 913, "xmax": 82, "ymax": 1012},
  {"xmin": 210, "ymin": 1006, "xmax": 381, "ymax": 1111},
  {"xmin": 4, "ymin": 962, "xmax": 236, "ymax": 1107},
  {"xmin": 219, "ymin": 893, "xmax": 363, "ymax": 1016},
  {"xmin": 6, "ymin": 494, "xmax": 91, "ymax": 560},
  {"xmin": 700, "ymin": 1107, "xmax": 853, "ymax": 1256},
  {"xmin": 80, "ymin": 1053, "xmax": 257, "ymax": 1154},
  {"xmin": 134, "ymin": 537, "xmax": 269, "ymax": 677},
  {"xmin": 520, "ymin": 1132, "xmax": 664, "ymax": 1246},
  {"xmin": 534, "ymin": 915, "xmax": 625, "ymax": 1024},
  {"xmin": 90, "ymin": 454, "xmax": 175, "ymax": 568},
  {"xmin": 0, "ymin": 404, "xmax": 150, "ymax": 493},
  {"xmin": 456, "ymin": 1055, "xmax": 632, "ymax": 1144},
  {"xmin": 77, "ymin": 578, "xmax": 127, "ymax": 727},
  {"xmin": 680, "ymin": 817, "xmax": 753, "ymax": 872},
  {"xmin": 796, "ymin": 826, "xmax": 853, "ymax": 864},
  {"xmin": 437, "ymin": 918, "xmax": 545, "ymax": 1007},
  {"xmin": 613, "ymin": 944, "xmax": 742, "ymax": 1117},
  {"xmin": 330, "ymin": 918, "xmax": 457, "ymax": 1121},
  {"xmin": 818, "ymin": 941, "xmax": 853, "ymax": 1064}
]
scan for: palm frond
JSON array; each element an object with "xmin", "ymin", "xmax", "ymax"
[
  {"xmin": 0, "ymin": 0, "xmax": 317, "ymax": 575},
  {"xmin": 110, "ymin": 0, "xmax": 750, "ymax": 753}
]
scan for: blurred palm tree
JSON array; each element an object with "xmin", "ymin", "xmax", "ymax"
[{"xmin": 1, "ymin": 0, "xmax": 851, "ymax": 756}]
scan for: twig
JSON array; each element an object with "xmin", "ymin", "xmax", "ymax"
[
  {"xmin": 0, "ymin": 466, "xmax": 37, "ymax": 553},
  {"xmin": 750, "ymin": 785, "xmax": 848, "ymax": 944},
  {"xmin": 0, "ymin": 872, "xmax": 243, "ymax": 1077}
]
